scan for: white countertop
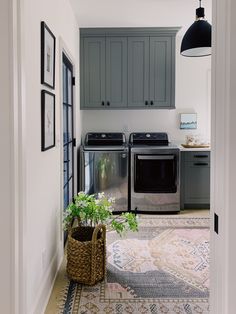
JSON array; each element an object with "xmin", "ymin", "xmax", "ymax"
[
  {"xmin": 179, "ymin": 146, "xmax": 211, "ymax": 152},
  {"xmin": 172, "ymin": 141, "xmax": 211, "ymax": 152}
]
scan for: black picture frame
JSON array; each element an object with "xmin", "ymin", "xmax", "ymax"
[
  {"xmin": 41, "ymin": 90, "xmax": 55, "ymax": 151},
  {"xmin": 41, "ymin": 21, "xmax": 56, "ymax": 89}
]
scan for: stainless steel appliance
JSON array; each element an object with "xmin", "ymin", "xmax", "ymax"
[
  {"xmin": 130, "ymin": 132, "xmax": 180, "ymax": 213},
  {"xmin": 81, "ymin": 133, "xmax": 128, "ymax": 212}
]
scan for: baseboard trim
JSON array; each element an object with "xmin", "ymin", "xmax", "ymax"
[{"xmin": 31, "ymin": 245, "xmax": 64, "ymax": 314}]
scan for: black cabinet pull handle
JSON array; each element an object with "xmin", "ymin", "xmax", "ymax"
[
  {"xmin": 194, "ymin": 163, "xmax": 209, "ymax": 166},
  {"xmin": 145, "ymin": 101, "xmax": 148, "ymax": 106},
  {"xmin": 150, "ymin": 100, "xmax": 154, "ymax": 106},
  {"xmin": 194, "ymin": 155, "xmax": 208, "ymax": 158},
  {"xmin": 107, "ymin": 101, "xmax": 110, "ymax": 106},
  {"xmin": 101, "ymin": 101, "xmax": 105, "ymax": 106}
]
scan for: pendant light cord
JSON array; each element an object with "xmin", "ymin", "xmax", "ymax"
[{"xmin": 196, "ymin": 0, "xmax": 204, "ymax": 19}]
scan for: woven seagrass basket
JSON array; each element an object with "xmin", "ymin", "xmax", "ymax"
[{"xmin": 66, "ymin": 224, "xmax": 106, "ymax": 285}]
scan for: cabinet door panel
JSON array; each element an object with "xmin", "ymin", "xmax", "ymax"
[
  {"xmin": 150, "ymin": 37, "xmax": 172, "ymax": 108},
  {"xmin": 183, "ymin": 151, "xmax": 210, "ymax": 162},
  {"xmin": 83, "ymin": 37, "xmax": 105, "ymax": 108},
  {"xmin": 128, "ymin": 37, "xmax": 149, "ymax": 107},
  {"xmin": 106, "ymin": 37, "xmax": 127, "ymax": 108},
  {"xmin": 184, "ymin": 161, "xmax": 210, "ymax": 204}
]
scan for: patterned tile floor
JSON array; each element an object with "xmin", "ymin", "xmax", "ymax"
[{"xmin": 45, "ymin": 210, "xmax": 210, "ymax": 314}]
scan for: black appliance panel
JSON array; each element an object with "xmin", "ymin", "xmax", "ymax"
[
  {"xmin": 130, "ymin": 132, "xmax": 169, "ymax": 146},
  {"xmin": 86, "ymin": 132, "xmax": 125, "ymax": 146},
  {"xmin": 134, "ymin": 154, "xmax": 177, "ymax": 193}
]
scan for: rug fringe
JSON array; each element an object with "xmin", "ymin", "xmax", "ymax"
[{"xmin": 57, "ymin": 276, "xmax": 71, "ymax": 314}]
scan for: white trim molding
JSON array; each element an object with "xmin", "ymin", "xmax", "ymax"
[
  {"xmin": 12, "ymin": 0, "xmax": 27, "ymax": 313},
  {"xmin": 0, "ymin": 0, "xmax": 27, "ymax": 313}
]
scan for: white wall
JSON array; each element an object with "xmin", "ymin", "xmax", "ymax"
[
  {"xmin": 71, "ymin": 0, "xmax": 212, "ymax": 143},
  {"xmin": 22, "ymin": 0, "xmax": 80, "ymax": 313}
]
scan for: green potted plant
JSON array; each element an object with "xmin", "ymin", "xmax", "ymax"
[{"xmin": 63, "ymin": 191, "xmax": 138, "ymax": 285}]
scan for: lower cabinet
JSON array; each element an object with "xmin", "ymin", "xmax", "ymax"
[{"xmin": 180, "ymin": 151, "xmax": 210, "ymax": 209}]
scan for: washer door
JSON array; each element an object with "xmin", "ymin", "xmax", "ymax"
[{"xmin": 83, "ymin": 151, "xmax": 128, "ymax": 212}]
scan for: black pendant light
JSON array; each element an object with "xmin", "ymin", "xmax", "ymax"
[{"xmin": 181, "ymin": 0, "xmax": 211, "ymax": 57}]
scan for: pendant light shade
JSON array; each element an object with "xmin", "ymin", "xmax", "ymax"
[{"xmin": 181, "ymin": 1, "xmax": 212, "ymax": 57}]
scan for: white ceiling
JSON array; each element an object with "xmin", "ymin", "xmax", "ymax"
[{"xmin": 69, "ymin": 0, "xmax": 212, "ymax": 32}]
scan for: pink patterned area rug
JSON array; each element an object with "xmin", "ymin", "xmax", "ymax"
[{"xmin": 60, "ymin": 217, "xmax": 210, "ymax": 314}]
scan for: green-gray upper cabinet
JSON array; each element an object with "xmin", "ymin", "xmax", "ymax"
[
  {"xmin": 128, "ymin": 36, "xmax": 175, "ymax": 108},
  {"xmin": 80, "ymin": 28, "xmax": 179, "ymax": 110},
  {"xmin": 106, "ymin": 37, "xmax": 128, "ymax": 108},
  {"xmin": 83, "ymin": 37, "xmax": 106, "ymax": 108},
  {"xmin": 128, "ymin": 37, "xmax": 149, "ymax": 107},
  {"xmin": 149, "ymin": 37, "xmax": 173, "ymax": 108},
  {"xmin": 81, "ymin": 36, "xmax": 128, "ymax": 109}
]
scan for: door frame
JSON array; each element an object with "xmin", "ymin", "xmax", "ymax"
[
  {"xmin": 59, "ymin": 38, "xmax": 77, "ymax": 245},
  {"xmin": 10, "ymin": 0, "xmax": 27, "ymax": 313},
  {"xmin": 210, "ymin": 0, "xmax": 236, "ymax": 313}
]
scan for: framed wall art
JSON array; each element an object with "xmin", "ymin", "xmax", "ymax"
[
  {"xmin": 41, "ymin": 90, "xmax": 55, "ymax": 151},
  {"xmin": 180, "ymin": 113, "xmax": 197, "ymax": 129},
  {"xmin": 41, "ymin": 21, "xmax": 56, "ymax": 89}
]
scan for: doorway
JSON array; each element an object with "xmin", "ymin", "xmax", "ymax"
[{"xmin": 62, "ymin": 52, "xmax": 75, "ymax": 230}]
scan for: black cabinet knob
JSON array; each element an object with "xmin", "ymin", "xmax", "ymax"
[
  {"xmin": 150, "ymin": 100, "xmax": 154, "ymax": 106},
  {"xmin": 101, "ymin": 101, "xmax": 105, "ymax": 106},
  {"xmin": 107, "ymin": 101, "xmax": 110, "ymax": 106},
  {"xmin": 145, "ymin": 101, "xmax": 148, "ymax": 106}
]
